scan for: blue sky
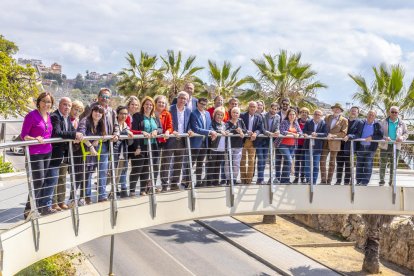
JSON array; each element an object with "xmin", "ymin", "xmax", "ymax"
[{"xmin": 2, "ymin": 0, "xmax": 414, "ymax": 105}]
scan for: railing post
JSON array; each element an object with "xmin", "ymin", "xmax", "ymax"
[
  {"xmin": 350, "ymin": 140, "xmax": 355, "ymax": 203},
  {"xmin": 147, "ymin": 139, "xmax": 157, "ymax": 218},
  {"xmin": 392, "ymin": 142, "xmax": 397, "ymax": 204},
  {"xmin": 1, "ymin": 122, "xmax": 6, "ymax": 162},
  {"xmin": 68, "ymin": 142, "xmax": 80, "ymax": 236},
  {"xmin": 269, "ymin": 135, "xmax": 274, "ymax": 204},
  {"xmin": 309, "ymin": 138, "xmax": 314, "ymax": 203},
  {"xmin": 24, "ymin": 145, "xmax": 40, "ymax": 251},
  {"xmin": 109, "ymin": 141, "xmax": 118, "ymax": 227},
  {"xmin": 186, "ymin": 135, "xmax": 196, "ymax": 212},
  {"xmin": 108, "ymin": 234, "xmax": 115, "ymax": 276},
  {"xmin": 227, "ymin": 136, "xmax": 235, "ymax": 207}
]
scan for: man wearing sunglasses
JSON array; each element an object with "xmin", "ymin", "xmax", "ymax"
[{"xmin": 379, "ymin": 106, "xmax": 408, "ymax": 186}]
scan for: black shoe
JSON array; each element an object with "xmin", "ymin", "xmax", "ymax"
[
  {"xmin": 379, "ymin": 180, "xmax": 385, "ymax": 186},
  {"xmin": 220, "ymin": 180, "xmax": 226, "ymax": 185},
  {"xmin": 292, "ymin": 178, "xmax": 299, "ymax": 184},
  {"xmin": 120, "ymin": 190, "xmax": 129, "ymax": 198},
  {"xmin": 41, "ymin": 207, "xmax": 57, "ymax": 216},
  {"xmin": 170, "ymin": 184, "xmax": 180, "ymax": 191}
]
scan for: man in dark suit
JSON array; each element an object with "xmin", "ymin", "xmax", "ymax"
[
  {"xmin": 162, "ymin": 91, "xmax": 193, "ymax": 190},
  {"xmin": 256, "ymin": 102, "xmax": 280, "ymax": 184},
  {"xmin": 336, "ymin": 106, "xmax": 363, "ymax": 185},
  {"xmin": 41, "ymin": 98, "xmax": 83, "ymax": 214},
  {"xmin": 240, "ymin": 101, "xmax": 263, "ymax": 184},
  {"xmin": 171, "ymin": 82, "xmax": 198, "ymax": 111},
  {"xmin": 303, "ymin": 109, "xmax": 327, "ymax": 184},
  {"xmin": 189, "ymin": 97, "xmax": 217, "ymax": 186}
]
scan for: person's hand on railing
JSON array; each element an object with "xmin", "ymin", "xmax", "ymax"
[
  {"xmin": 36, "ymin": 136, "xmax": 44, "ymax": 143},
  {"xmin": 142, "ymin": 131, "xmax": 151, "ymax": 138},
  {"xmin": 127, "ymin": 131, "xmax": 134, "ymax": 139},
  {"xmin": 150, "ymin": 130, "xmax": 158, "ymax": 138},
  {"xmin": 134, "ymin": 147, "xmax": 141, "ymax": 156},
  {"xmin": 311, "ymin": 132, "xmax": 318, "ymax": 137},
  {"xmin": 92, "ymin": 140, "xmax": 99, "ymax": 147},
  {"xmin": 188, "ymin": 130, "xmax": 194, "ymax": 137},
  {"xmin": 74, "ymin": 132, "xmax": 83, "ymax": 143},
  {"xmin": 163, "ymin": 130, "xmax": 170, "ymax": 140},
  {"xmin": 396, "ymin": 136, "xmax": 403, "ymax": 143},
  {"xmin": 250, "ymin": 132, "xmax": 257, "ymax": 141},
  {"xmin": 111, "ymin": 135, "xmax": 119, "ymax": 143},
  {"xmin": 365, "ymin": 136, "xmax": 372, "ymax": 142},
  {"xmin": 327, "ymin": 133, "xmax": 337, "ymax": 140},
  {"xmin": 385, "ymin": 136, "xmax": 391, "ymax": 141},
  {"xmin": 343, "ymin": 135, "xmax": 349, "ymax": 142},
  {"xmin": 272, "ymin": 131, "xmax": 280, "ymax": 137}
]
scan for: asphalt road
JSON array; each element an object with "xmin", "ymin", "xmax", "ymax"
[{"xmin": 79, "ymin": 221, "xmax": 279, "ymax": 276}]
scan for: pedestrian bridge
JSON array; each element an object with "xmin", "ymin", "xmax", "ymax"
[{"xmin": 2, "ymin": 184, "xmax": 414, "ymax": 275}]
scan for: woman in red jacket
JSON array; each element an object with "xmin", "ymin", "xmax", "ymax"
[{"xmin": 154, "ymin": 95, "xmax": 174, "ymax": 191}]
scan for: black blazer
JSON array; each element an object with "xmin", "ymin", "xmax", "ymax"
[
  {"xmin": 341, "ymin": 119, "xmax": 364, "ymax": 152},
  {"xmin": 209, "ymin": 121, "xmax": 226, "ymax": 149},
  {"xmin": 50, "ymin": 109, "xmax": 77, "ymax": 166},
  {"xmin": 240, "ymin": 112, "xmax": 263, "ymax": 147},
  {"xmin": 225, "ymin": 119, "xmax": 247, "ymax": 148},
  {"xmin": 131, "ymin": 113, "xmax": 163, "ymax": 150},
  {"xmin": 302, "ymin": 119, "xmax": 327, "ymax": 152},
  {"xmin": 355, "ymin": 120, "xmax": 383, "ymax": 152}
]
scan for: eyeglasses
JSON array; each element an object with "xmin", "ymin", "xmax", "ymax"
[
  {"xmin": 100, "ymin": 95, "xmax": 111, "ymax": 99},
  {"xmin": 391, "ymin": 111, "xmax": 399, "ymax": 114}
]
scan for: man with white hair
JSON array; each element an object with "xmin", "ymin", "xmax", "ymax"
[
  {"xmin": 171, "ymin": 82, "xmax": 198, "ymax": 111},
  {"xmin": 41, "ymin": 97, "xmax": 83, "ymax": 214},
  {"xmin": 379, "ymin": 106, "xmax": 408, "ymax": 185}
]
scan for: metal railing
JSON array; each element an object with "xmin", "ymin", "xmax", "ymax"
[{"xmin": 0, "ymin": 133, "xmax": 413, "ymax": 253}]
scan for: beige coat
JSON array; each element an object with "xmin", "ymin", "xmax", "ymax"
[
  {"xmin": 379, "ymin": 117, "xmax": 408, "ymax": 150},
  {"xmin": 324, "ymin": 114, "xmax": 348, "ymax": 151}
]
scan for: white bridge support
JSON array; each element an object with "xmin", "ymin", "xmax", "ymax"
[{"xmin": 2, "ymin": 185, "xmax": 414, "ymax": 275}]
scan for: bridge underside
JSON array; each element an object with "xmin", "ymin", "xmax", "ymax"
[{"xmin": 2, "ymin": 185, "xmax": 414, "ymax": 275}]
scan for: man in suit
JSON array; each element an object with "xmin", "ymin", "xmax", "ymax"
[
  {"xmin": 336, "ymin": 106, "xmax": 363, "ymax": 185},
  {"xmin": 162, "ymin": 91, "xmax": 193, "ymax": 190},
  {"xmin": 189, "ymin": 98, "xmax": 217, "ymax": 186},
  {"xmin": 303, "ymin": 109, "xmax": 327, "ymax": 184},
  {"xmin": 256, "ymin": 102, "xmax": 280, "ymax": 184},
  {"xmin": 171, "ymin": 82, "xmax": 198, "ymax": 111},
  {"xmin": 240, "ymin": 101, "xmax": 263, "ymax": 184},
  {"xmin": 320, "ymin": 103, "xmax": 348, "ymax": 184},
  {"xmin": 41, "ymin": 98, "xmax": 83, "ymax": 214},
  {"xmin": 355, "ymin": 110, "xmax": 383, "ymax": 185}
]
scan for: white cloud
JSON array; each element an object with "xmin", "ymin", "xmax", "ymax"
[{"xmin": 2, "ymin": 0, "xmax": 414, "ymax": 104}]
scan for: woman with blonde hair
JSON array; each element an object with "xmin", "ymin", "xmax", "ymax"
[{"xmin": 125, "ymin": 96, "xmax": 140, "ymax": 131}]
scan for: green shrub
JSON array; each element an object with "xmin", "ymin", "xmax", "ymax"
[
  {"xmin": 0, "ymin": 159, "xmax": 13, "ymax": 174},
  {"xmin": 16, "ymin": 253, "xmax": 76, "ymax": 276}
]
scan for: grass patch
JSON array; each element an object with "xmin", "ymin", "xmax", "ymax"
[{"xmin": 15, "ymin": 252, "xmax": 79, "ymax": 276}]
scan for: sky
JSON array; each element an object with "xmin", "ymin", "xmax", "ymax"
[{"xmin": 2, "ymin": 0, "xmax": 414, "ymax": 105}]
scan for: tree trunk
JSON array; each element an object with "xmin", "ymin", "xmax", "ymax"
[
  {"xmin": 361, "ymin": 215, "xmax": 394, "ymax": 274},
  {"xmin": 262, "ymin": 215, "xmax": 276, "ymax": 224}
]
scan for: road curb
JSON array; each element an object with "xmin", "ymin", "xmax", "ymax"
[{"xmin": 0, "ymin": 171, "xmax": 26, "ymax": 181}]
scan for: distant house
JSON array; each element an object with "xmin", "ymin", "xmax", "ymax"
[{"xmin": 50, "ymin": 63, "xmax": 62, "ymax": 75}]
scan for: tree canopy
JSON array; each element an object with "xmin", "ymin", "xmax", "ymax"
[{"xmin": 0, "ymin": 35, "xmax": 40, "ymax": 118}]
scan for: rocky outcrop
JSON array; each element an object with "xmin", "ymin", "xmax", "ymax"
[{"xmin": 289, "ymin": 214, "xmax": 414, "ymax": 270}]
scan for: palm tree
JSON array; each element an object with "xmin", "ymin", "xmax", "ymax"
[
  {"xmin": 349, "ymin": 63, "xmax": 414, "ymax": 117},
  {"xmin": 361, "ymin": 215, "xmax": 394, "ymax": 273},
  {"xmin": 207, "ymin": 60, "xmax": 252, "ymax": 99},
  {"xmin": 160, "ymin": 50, "xmax": 204, "ymax": 102},
  {"xmin": 249, "ymin": 50, "xmax": 327, "ymax": 107},
  {"xmin": 117, "ymin": 51, "xmax": 165, "ymax": 98}
]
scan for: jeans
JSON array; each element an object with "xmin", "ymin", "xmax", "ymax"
[
  {"xmin": 275, "ymin": 151, "xmax": 282, "ymax": 181},
  {"xmin": 42, "ymin": 161, "xmax": 61, "ymax": 209},
  {"xmin": 356, "ymin": 149, "xmax": 375, "ymax": 185},
  {"xmin": 278, "ymin": 144, "xmax": 295, "ymax": 183},
  {"xmin": 25, "ymin": 152, "xmax": 52, "ymax": 212},
  {"xmin": 304, "ymin": 151, "xmax": 322, "ymax": 184},
  {"xmin": 97, "ymin": 143, "xmax": 109, "ymax": 200},
  {"xmin": 256, "ymin": 143, "xmax": 269, "ymax": 183},
  {"xmin": 294, "ymin": 145, "xmax": 306, "ymax": 180}
]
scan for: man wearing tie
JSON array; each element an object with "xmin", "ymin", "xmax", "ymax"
[{"xmin": 189, "ymin": 98, "xmax": 217, "ymax": 186}]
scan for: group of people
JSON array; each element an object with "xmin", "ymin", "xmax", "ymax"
[{"xmin": 20, "ymin": 82, "xmax": 408, "ymax": 217}]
